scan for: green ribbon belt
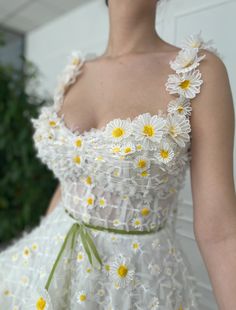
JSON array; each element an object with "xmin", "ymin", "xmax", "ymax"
[{"xmin": 45, "ymin": 209, "xmax": 166, "ymax": 291}]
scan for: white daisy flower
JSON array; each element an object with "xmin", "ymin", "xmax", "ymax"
[
  {"xmin": 71, "ymin": 151, "xmax": 85, "ymax": 167},
  {"xmin": 131, "ymin": 241, "xmax": 142, "ymax": 253},
  {"xmin": 148, "ymin": 296, "xmax": 160, "ymax": 310},
  {"xmin": 31, "ymin": 243, "xmax": 39, "ymax": 251},
  {"xmin": 98, "ymin": 197, "xmax": 107, "ymax": 208},
  {"xmin": 69, "ymin": 50, "xmax": 85, "ymax": 68},
  {"xmin": 156, "ymin": 140, "xmax": 175, "ymax": 164},
  {"xmin": 165, "ymin": 69, "xmax": 203, "ymax": 99},
  {"xmin": 165, "ymin": 114, "xmax": 191, "ymax": 147},
  {"xmin": 84, "ymin": 193, "xmax": 95, "ymax": 209},
  {"xmin": 182, "ymin": 31, "xmax": 217, "ymax": 53},
  {"xmin": 134, "ymin": 155, "xmax": 150, "ymax": 171},
  {"xmin": 113, "ymin": 219, "xmax": 121, "ymax": 227},
  {"xmin": 139, "ymin": 170, "xmax": 150, "ymax": 178},
  {"xmin": 84, "ymin": 175, "xmax": 93, "ymax": 186},
  {"xmin": 140, "ymin": 207, "xmax": 151, "ymax": 217},
  {"xmin": 104, "ymin": 119, "xmax": 133, "ymax": 142},
  {"xmin": 109, "ymin": 255, "xmax": 135, "ymax": 289},
  {"xmin": 136, "ymin": 143, "xmax": 143, "ymax": 151},
  {"xmin": 77, "ymin": 290, "xmax": 87, "ymax": 304},
  {"xmin": 103, "ymin": 262, "xmax": 111, "ymax": 276},
  {"xmin": 170, "ymin": 47, "xmax": 205, "ymax": 73},
  {"xmin": 131, "ymin": 217, "xmax": 142, "ymax": 229},
  {"xmin": 110, "ymin": 143, "xmax": 122, "ymax": 155},
  {"xmin": 133, "ymin": 113, "xmax": 166, "ymax": 150},
  {"xmin": 72, "ymin": 135, "xmax": 84, "ymax": 149},
  {"xmin": 120, "ymin": 142, "xmax": 136, "ymax": 156},
  {"xmin": 22, "ymin": 246, "xmax": 31, "ymax": 259},
  {"xmin": 167, "ymin": 96, "xmax": 192, "ymax": 117},
  {"xmin": 76, "ymin": 251, "xmax": 85, "ymax": 262}
]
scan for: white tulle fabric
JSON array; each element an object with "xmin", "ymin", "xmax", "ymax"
[{"xmin": 0, "ymin": 32, "xmax": 219, "ymax": 310}]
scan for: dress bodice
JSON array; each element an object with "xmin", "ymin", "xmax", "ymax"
[{"xmin": 30, "ymin": 32, "xmax": 215, "ymax": 232}]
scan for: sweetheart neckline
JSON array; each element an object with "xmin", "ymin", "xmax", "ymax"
[{"xmin": 55, "ymin": 105, "xmax": 175, "ymax": 138}]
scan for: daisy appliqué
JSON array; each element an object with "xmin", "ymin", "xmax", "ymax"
[
  {"xmin": 109, "ymin": 255, "xmax": 135, "ymax": 289},
  {"xmin": 104, "ymin": 119, "xmax": 133, "ymax": 142},
  {"xmin": 132, "ymin": 113, "xmax": 166, "ymax": 150},
  {"xmin": 77, "ymin": 290, "xmax": 88, "ymax": 304},
  {"xmin": 170, "ymin": 46, "xmax": 206, "ymax": 74},
  {"xmin": 167, "ymin": 96, "xmax": 192, "ymax": 117},
  {"xmin": 165, "ymin": 114, "xmax": 191, "ymax": 148},
  {"xmin": 155, "ymin": 139, "xmax": 175, "ymax": 164},
  {"xmin": 165, "ymin": 68, "xmax": 203, "ymax": 99}
]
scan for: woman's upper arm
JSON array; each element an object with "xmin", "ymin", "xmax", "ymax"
[{"xmin": 190, "ymin": 50, "xmax": 236, "ymax": 241}]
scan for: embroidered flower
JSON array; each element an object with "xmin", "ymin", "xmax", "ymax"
[
  {"xmin": 131, "ymin": 240, "xmax": 142, "ymax": 253},
  {"xmin": 134, "ymin": 155, "xmax": 150, "ymax": 170},
  {"xmin": 155, "ymin": 140, "xmax": 175, "ymax": 164},
  {"xmin": 22, "ymin": 246, "xmax": 31, "ymax": 259},
  {"xmin": 110, "ymin": 143, "xmax": 122, "ymax": 155},
  {"xmin": 104, "ymin": 119, "xmax": 133, "ymax": 142},
  {"xmin": 167, "ymin": 96, "xmax": 192, "ymax": 117},
  {"xmin": 109, "ymin": 255, "xmax": 135, "ymax": 289},
  {"xmin": 140, "ymin": 207, "xmax": 151, "ymax": 217},
  {"xmin": 32, "ymin": 242, "xmax": 39, "ymax": 251},
  {"xmin": 69, "ymin": 50, "xmax": 85, "ymax": 68},
  {"xmin": 131, "ymin": 217, "xmax": 142, "ymax": 229},
  {"xmin": 113, "ymin": 219, "xmax": 121, "ymax": 227},
  {"xmin": 84, "ymin": 175, "xmax": 93, "ymax": 186},
  {"xmin": 132, "ymin": 113, "xmax": 166, "ymax": 150},
  {"xmin": 170, "ymin": 47, "xmax": 205, "ymax": 73},
  {"xmin": 77, "ymin": 290, "xmax": 87, "ymax": 304},
  {"xmin": 103, "ymin": 262, "xmax": 111, "ymax": 276},
  {"xmin": 76, "ymin": 251, "xmax": 85, "ymax": 262},
  {"xmin": 166, "ymin": 69, "xmax": 203, "ymax": 99},
  {"xmin": 98, "ymin": 197, "xmax": 107, "ymax": 208},
  {"xmin": 84, "ymin": 193, "xmax": 95, "ymax": 209},
  {"xmin": 120, "ymin": 142, "xmax": 136, "ymax": 156},
  {"xmin": 165, "ymin": 114, "xmax": 191, "ymax": 147},
  {"xmin": 148, "ymin": 262, "xmax": 161, "ymax": 276}
]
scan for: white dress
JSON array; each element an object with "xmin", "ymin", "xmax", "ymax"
[{"xmin": 0, "ymin": 32, "xmax": 220, "ymax": 310}]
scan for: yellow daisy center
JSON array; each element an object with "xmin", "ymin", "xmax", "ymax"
[
  {"xmin": 86, "ymin": 176, "xmax": 92, "ymax": 184},
  {"xmin": 87, "ymin": 197, "xmax": 93, "ymax": 205},
  {"xmin": 124, "ymin": 147, "xmax": 132, "ymax": 153},
  {"xmin": 169, "ymin": 126, "xmax": 177, "ymax": 137},
  {"xmin": 79, "ymin": 294, "xmax": 86, "ymax": 302},
  {"xmin": 136, "ymin": 144, "xmax": 142, "ymax": 150},
  {"xmin": 23, "ymin": 248, "xmax": 30, "ymax": 256},
  {"xmin": 179, "ymin": 79, "xmax": 190, "ymax": 89},
  {"xmin": 177, "ymin": 105, "xmax": 184, "ymax": 113},
  {"xmin": 117, "ymin": 264, "xmax": 128, "ymax": 278},
  {"xmin": 112, "ymin": 127, "xmax": 125, "ymax": 138},
  {"xmin": 134, "ymin": 219, "xmax": 141, "ymax": 226},
  {"xmin": 77, "ymin": 253, "xmax": 83, "ymax": 260},
  {"xmin": 137, "ymin": 159, "xmax": 147, "ymax": 169},
  {"xmin": 143, "ymin": 124, "xmax": 155, "ymax": 137},
  {"xmin": 49, "ymin": 120, "xmax": 56, "ymax": 127},
  {"xmin": 86, "ymin": 267, "xmax": 92, "ymax": 273},
  {"xmin": 105, "ymin": 264, "xmax": 110, "ymax": 271},
  {"xmin": 72, "ymin": 57, "xmax": 80, "ymax": 65},
  {"xmin": 36, "ymin": 297, "xmax": 46, "ymax": 310},
  {"xmin": 75, "ymin": 138, "xmax": 82, "ymax": 147},
  {"xmin": 132, "ymin": 242, "xmax": 139, "ymax": 249},
  {"xmin": 112, "ymin": 146, "xmax": 121, "ymax": 153},
  {"xmin": 141, "ymin": 170, "xmax": 148, "ymax": 177},
  {"xmin": 141, "ymin": 207, "xmax": 150, "ymax": 216},
  {"xmin": 160, "ymin": 149, "xmax": 169, "ymax": 159},
  {"xmin": 73, "ymin": 156, "xmax": 81, "ymax": 164},
  {"xmin": 3, "ymin": 289, "xmax": 10, "ymax": 296},
  {"xmin": 99, "ymin": 198, "xmax": 105, "ymax": 206}
]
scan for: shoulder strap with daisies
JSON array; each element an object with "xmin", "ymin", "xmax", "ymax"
[
  {"xmin": 165, "ymin": 31, "xmax": 219, "ymax": 117},
  {"xmin": 53, "ymin": 50, "xmax": 86, "ymax": 113}
]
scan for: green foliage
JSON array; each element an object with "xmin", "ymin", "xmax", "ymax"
[{"xmin": 0, "ymin": 52, "xmax": 58, "ymax": 244}]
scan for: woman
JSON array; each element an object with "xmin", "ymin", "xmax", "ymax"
[{"xmin": 0, "ymin": 0, "xmax": 235, "ymax": 309}]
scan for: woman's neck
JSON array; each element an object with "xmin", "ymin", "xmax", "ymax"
[{"xmin": 103, "ymin": 0, "xmax": 163, "ymax": 58}]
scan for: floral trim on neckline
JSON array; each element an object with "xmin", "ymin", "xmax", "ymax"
[{"xmin": 31, "ymin": 31, "xmax": 218, "ymax": 144}]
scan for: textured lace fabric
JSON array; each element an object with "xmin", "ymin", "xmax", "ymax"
[{"xmin": 0, "ymin": 32, "xmax": 219, "ymax": 310}]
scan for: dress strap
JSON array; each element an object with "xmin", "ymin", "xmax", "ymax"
[
  {"xmin": 53, "ymin": 49, "xmax": 86, "ymax": 112},
  {"xmin": 165, "ymin": 31, "xmax": 219, "ymax": 118}
]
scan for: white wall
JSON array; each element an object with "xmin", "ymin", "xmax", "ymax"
[{"xmin": 26, "ymin": 1, "xmax": 236, "ymax": 309}]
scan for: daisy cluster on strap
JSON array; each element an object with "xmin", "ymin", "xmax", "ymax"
[{"xmin": 165, "ymin": 31, "xmax": 219, "ymax": 118}]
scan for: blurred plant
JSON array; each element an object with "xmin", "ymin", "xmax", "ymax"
[{"xmin": 0, "ymin": 38, "xmax": 57, "ymax": 244}]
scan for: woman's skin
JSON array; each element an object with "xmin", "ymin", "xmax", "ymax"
[{"xmin": 46, "ymin": 0, "xmax": 236, "ymax": 309}]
